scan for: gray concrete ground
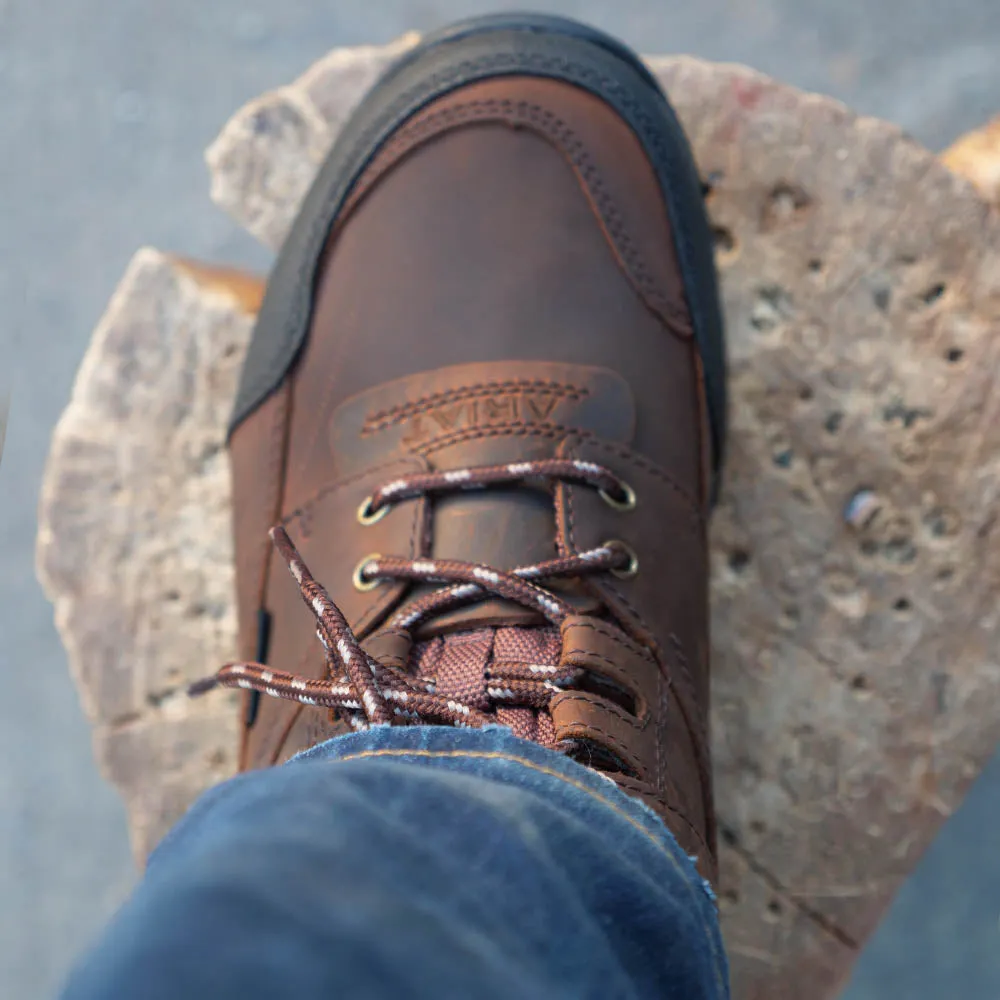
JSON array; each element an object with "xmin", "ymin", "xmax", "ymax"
[{"xmin": 1, "ymin": 1, "xmax": 999, "ymax": 997}]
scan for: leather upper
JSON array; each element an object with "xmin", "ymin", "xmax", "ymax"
[{"xmin": 228, "ymin": 75, "xmax": 718, "ymax": 883}]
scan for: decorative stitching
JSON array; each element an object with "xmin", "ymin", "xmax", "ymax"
[
  {"xmin": 337, "ymin": 96, "xmax": 692, "ymax": 334},
  {"xmin": 554, "ymin": 693, "xmax": 645, "ymax": 732},
  {"xmin": 559, "ymin": 434, "xmax": 703, "ymax": 537},
  {"xmin": 564, "ymin": 617, "xmax": 655, "ymax": 664},
  {"xmin": 415, "ymin": 421, "xmax": 568, "ymax": 456},
  {"xmin": 556, "ymin": 438, "xmax": 698, "ymax": 664},
  {"xmin": 667, "ymin": 632, "xmax": 709, "ymax": 746},
  {"xmin": 553, "ymin": 441, "xmax": 712, "ymax": 799},
  {"xmin": 363, "ymin": 379, "xmax": 589, "ymax": 434},
  {"xmin": 605, "ymin": 577, "xmax": 660, "ymax": 650},
  {"xmin": 369, "ymin": 625, "xmax": 411, "ymax": 642},
  {"xmin": 656, "ymin": 661, "xmax": 668, "ymax": 804},
  {"xmin": 662, "ymin": 665, "xmax": 715, "ymax": 815},
  {"xmin": 282, "ymin": 457, "xmax": 423, "ymax": 527},
  {"xmin": 653, "ymin": 669, "xmax": 667, "ymax": 859},
  {"xmin": 256, "ymin": 384, "xmax": 292, "ymax": 605},
  {"xmin": 566, "ymin": 455, "xmax": 579, "ymax": 554},
  {"xmin": 583, "ymin": 438, "xmax": 704, "ymax": 526},
  {"xmin": 564, "ymin": 642, "xmax": 649, "ymax": 676},
  {"xmin": 614, "ymin": 773, "xmax": 714, "ymax": 859},
  {"xmin": 562, "ymin": 646, "xmax": 651, "ymax": 720},
  {"xmin": 580, "ymin": 579, "xmax": 714, "ymax": 823},
  {"xmin": 553, "ymin": 477, "xmax": 571, "ymax": 558}
]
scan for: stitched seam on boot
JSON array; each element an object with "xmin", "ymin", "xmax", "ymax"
[
  {"xmin": 364, "ymin": 379, "xmax": 588, "ymax": 433},
  {"xmin": 614, "ymin": 774, "xmax": 714, "ymax": 860},
  {"xmin": 414, "ymin": 421, "xmax": 568, "ymax": 455},
  {"xmin": 333, "ymin": 96, "xmax": 692, "ymax": 333}
]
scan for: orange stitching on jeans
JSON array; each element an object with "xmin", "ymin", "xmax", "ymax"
[
  {"xmin": 336, "ymin": 749, "xmax": 665, "ymax": 856},
  {"xmin": 331, "ymin": 747, "xmax": 726, "ymax": 991}
]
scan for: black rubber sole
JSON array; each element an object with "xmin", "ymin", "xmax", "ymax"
[{"xmin": 232, "ymin": 12, "xmax": 728, "ymax": 498}]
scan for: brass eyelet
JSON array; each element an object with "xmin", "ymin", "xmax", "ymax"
[
  {"xmin": 605, "ymin": 540, "xmax": 640, "ymax": 580},
  {"xmin": 599, "ymin": 480, "xmax": 637, "ymax": 512},
  {"xmin": 357, "ymin": 495, "xmax": 390, "ymax": 526},
  {"xmin": 352, "ymin": 554, "xmax": 382, "ymax": 592}
]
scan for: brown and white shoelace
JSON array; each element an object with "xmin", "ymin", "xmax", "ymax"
[{"xmin": 191, "ymin": 459, "xmax": 638, "ymax": 742}]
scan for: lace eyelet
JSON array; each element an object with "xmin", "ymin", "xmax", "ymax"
[
  {"xmin": 605, "ymin": 540, "xmax": 640, "ymax": 580},
  {"xmin": 357, "ymin": 496, "xmax": 390, "ymax": 526},
  {"xmin": 598, "ymin": 480, "xmax": 637, "ymax": 512},
  {"xmin": 352, "ymin": 554, "xmax": 383, "ymax": 592}
]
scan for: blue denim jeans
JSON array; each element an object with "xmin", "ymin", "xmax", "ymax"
[{"xmin": 61, "ymin": 727, "xmax": 730, "ymax": 999}]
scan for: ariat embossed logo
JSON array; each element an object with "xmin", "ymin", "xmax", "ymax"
[{"xmin": 362, "ymin": 381, "xmax": 587, "ymax": 445}]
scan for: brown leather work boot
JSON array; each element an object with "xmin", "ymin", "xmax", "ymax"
[{"xmin": 198, "ymin": 14, "xmax": 727, "ymax": 885}]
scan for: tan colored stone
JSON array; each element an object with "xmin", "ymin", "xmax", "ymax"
[
  {"xmin": 38, "ymin": 38, "xmax": 1000, "ymax": 1000},
  {"xmin": 36, "ymin": 248, "xmax": 251, "ymax": 862},
  {"xmin": 942, "ymin": 115, "xmax": 1000, "ymax": 206},
  {"xmin": 170, "ymin": 258, "xmax": 266, "ymax": 314}
]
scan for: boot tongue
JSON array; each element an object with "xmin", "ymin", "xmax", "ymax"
[
  {"xmin": 408, "ymin": 624, "xmax": 563, "ymax": 744},
  {"xmin": 329, "ymin": 361, "xmax": 636, "ymax": 631}
]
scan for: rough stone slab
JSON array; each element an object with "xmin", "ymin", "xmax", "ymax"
[
  {"xmin": 206, "ymin": 33, "xmax": 420, "ymax": 250},
  {"xmin": 38, "ymin": 39, "xmax": 1000, "ymax": 1000},
  {"xmin": 36, "ymin": 251, "xmax": 253, "ymax": 861}
]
